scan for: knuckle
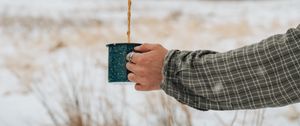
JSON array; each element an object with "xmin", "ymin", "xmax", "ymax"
[
  {"xmin": 143, "ymin": 58, "xmax": 151, "ymax": 64},
  {"xmin": 141, "ymin": 43, "xmax": 148, "ymax": 48},
  {"xmin": 140, "ymin": 78, "xmax": 150, "ymax": 85},
  {"xmin": 137, "ymin": 57, "xmax": 145, "ymax": 63},
  {"xmin": 140, "ymin": 58, "xmax": 151, "ymax": 65},
  {"xmin": 138, "ymin": 68, "xmax": 147, "ymax": 77},
  {"xmin": 154, "ymin": 44, "xmax": 161, "ymax": 48},
  {"xmin": 135, "ymin": 57, "xmax": 140, "ymax": 63},
  {"xmin": 158, "ymin": 44, "xmax": 163, "ymax": 48}
]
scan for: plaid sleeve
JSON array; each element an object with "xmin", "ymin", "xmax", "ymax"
[{"xmin": 161, "ymin": 25, "xmax": 300, "ymax": 111}]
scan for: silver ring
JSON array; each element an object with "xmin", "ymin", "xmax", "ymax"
[{"xmin": 126, "ymin": 52, "xmax": 134, "ymax": 62}]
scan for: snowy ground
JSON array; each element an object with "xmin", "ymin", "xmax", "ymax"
[{"xmin": 0, "ymin": 0, "xmax": 300, "ymax": 126}]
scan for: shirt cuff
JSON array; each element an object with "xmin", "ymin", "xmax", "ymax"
[
  {"xmin": 160, "ymin": 50, "xmax": 177, "ymax": 94},
  {"xmin": 160, "ymin": 50, "xmax": 209, "ymax": 111},
  {"xmin": 161, "ymin": 50, "xmax": 185, "ymax": 101}
]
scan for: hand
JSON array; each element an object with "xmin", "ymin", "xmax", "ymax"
[{"xmin": 126, "ymin": 43, "xmax": 168, "ymax": 91}]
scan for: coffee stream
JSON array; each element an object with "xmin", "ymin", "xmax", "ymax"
[{"xmin": 127, "ymin": 0, "xmax": 132, "ymax": 43}]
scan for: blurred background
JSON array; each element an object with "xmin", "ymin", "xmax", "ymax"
[{"xmin": 0, "ymin": 0, "xmax": 300, "ymax": 126}]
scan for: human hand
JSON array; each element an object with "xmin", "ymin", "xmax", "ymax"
[{"xmin": 126, "ymin": 43, "xmax": 168, "ymax": 91}]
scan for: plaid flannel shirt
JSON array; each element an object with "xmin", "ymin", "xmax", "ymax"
[{"xmin": 161, "ymin": 25, "xmax": 300, "ymax": 111}]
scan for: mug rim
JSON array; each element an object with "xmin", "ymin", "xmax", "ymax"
[{"xmin": 106, "ymin": 42, "xmax": 141, "ymax": 47}]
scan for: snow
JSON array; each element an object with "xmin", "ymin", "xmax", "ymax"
[
  {"xmin": 0, "ymin": 94, "xmax": 51, "ymax": 126},
  {"xmin": 0, "ymin": 0, "xmax": 300, "ymax": 126}
]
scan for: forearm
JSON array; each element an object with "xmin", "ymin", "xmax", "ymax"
[{"xmin": 161, "ymin": 25, "xmax": 300, "ymax": 111}]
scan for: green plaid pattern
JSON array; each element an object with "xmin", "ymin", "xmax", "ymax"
[{"xmin": 161, "ymin": 25, "xmax": 300, "ymax": 111}]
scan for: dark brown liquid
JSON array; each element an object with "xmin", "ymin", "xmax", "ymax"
[{"xmin": 127, "ymin": 0, "xmax": 132, "ymax": 43}]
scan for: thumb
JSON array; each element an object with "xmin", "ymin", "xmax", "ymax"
[{"xmin": 134, "ymin": 43, "xmax": 158, "ymax": 52}]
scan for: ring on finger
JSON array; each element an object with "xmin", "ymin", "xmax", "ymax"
[{"xmin": 126, "ymin": 52, "xmax": 135, "ymax": 63}]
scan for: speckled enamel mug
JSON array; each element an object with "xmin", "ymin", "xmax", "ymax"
[{"xmin": 106, "ymin": 43, "xmax": 141, "ymax": 82}]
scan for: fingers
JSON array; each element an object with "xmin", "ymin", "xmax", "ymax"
[
  {"xmin": 134, "ymin": 43, "xmax": 161, "ymax": 52},
  {"xmin": 135, "ymin": 84, "xmax": 150, "ymax": 91},
  {"xmin": 126, "ymin": 62, "xmax": 143, "ymax": 75},
  {"xmin": 130, "ymin": 43, "xmax": 162, "ymax": 64},
  {"xmin": 128, "ymin": 52, "xmax": 149, "ymax": 65},
  {"xmin": 128, "ymin": 73, "xmax": 161, "ymax": 91},
  {"xmin": 126, "ymin": 62, "xmax": 135, "ymax": 72},
  {"xmin": 128, "ymin": 73, "xmax": 146, "ymax": 83},
  {"xmin": 135, "ymin": 83, "xmax": 160, "ymax": 91},
  {"xmin": 128, "ymin": 73, "xmax": 140, "ymax": 83},
  {"xmin": 128, "ymin": 52, "xmax": 142, "ymax": 64}
]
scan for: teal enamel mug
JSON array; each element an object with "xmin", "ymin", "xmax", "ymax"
[{"xmin": 106, "ymin": 43, "xmax": 141, "ymax": 82}]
